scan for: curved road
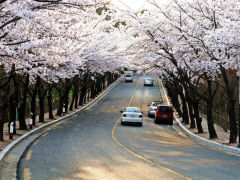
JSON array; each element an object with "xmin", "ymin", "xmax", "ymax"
[{"xmin": 18, "ymin": 75, "xmax": 240, "ymax": 180}]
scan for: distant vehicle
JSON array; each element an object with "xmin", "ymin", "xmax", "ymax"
[
  {"xmin": 154, "ymin": 105, "xmax": 173, "ymax": 125},
  {"xmin": 125, "ymin": 74, "xmax": 133, "ymax": 82},
  {"xmin": 124, "ymin": 71, "xmax": 133, "ymax": 75},
  {"xmin": 144, "ymin": 78, "xmax": 154, "ymax": 86},
  {"xmin": 148, "ymin": 101, "xmax": 164, "ymax": 117},
  {"xmin": 120, "ymin": 107, "xmax": 143, "ymax": 126}
]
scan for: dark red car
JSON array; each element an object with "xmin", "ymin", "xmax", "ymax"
[{"xmin": 154, "ymin": 105, "xmax": 173, "ymax": 125}]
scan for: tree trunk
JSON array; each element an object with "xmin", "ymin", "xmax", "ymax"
[
  {"xmin": 18, "ymin": 75, "xmax": 29, "ymax": 130},
  {"xmin": 188, "ymin": 102, "xmax": 196, "ymax": 129},
  {"xmin": 30, "ymin": 83, "xmax": 38, "ymax": 125},
  {"xmin": 206, "ymin": 100, "xmax": 218, "ymax": 139},
  {"xmin": 179, "ymin": 91, "xmax": 189, "ymax": 124},
  {"xmin": 47, "ymin": 86, "xmax": 54, "ymax": 119},
  {"xmin": 220, "ymin": 67, "xmax": 238, "ymax": 143},
  {"xmin": 69, "ymin": 85, "xmax": 76, "ymax": 111},
  {"xmin": 74, "ymin": 86, "xmax": 79, "ymax": 109},
  {"xmin": 57, "ymin": 94, "xmax": 64, "ymax": 116},
  {"xmin": 87, "ymin": 89, "xmax": 90, "ymax": 101},
  {"xmin": 165, "ymin": 82, "xmax": 183, "ymax": 117},
  {"xmin": 228, "ymin": 99, "xmax": 237, "ymax": 143},
  {"xmin": 9, "ymin": 97, "xmax": 16, "ymax": 133},
  {"xmin": 63, "ymin": 87, "xmax": 71, "ymax": 114},
  {"xmin": 38, "ymin": 94, "xmax": 45, "ymax": 122},
  {"xmin": 0, "ymin": 120, "xmax": 3, "ymax": 141},
  {"xmin": 79, "ymin": 86, "xmax": 86, "ymax": 106},
  {"xmin": 193, "ymin": 101, "xmax": 203, "ymax": 133},
  {"xmin": 0, "ymin": 104, "xmax": 6, "ymax": 141},
  {"xmin": 90, "ymin": 83, "xmax": 96, "ymax": 98}
]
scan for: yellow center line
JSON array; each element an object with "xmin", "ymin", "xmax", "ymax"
[
  {"xmin": 128, "ymin": 79, "xmax": 139, "ymax": 107},
  {"xmin": 42, "ymin": 132, "xmax": 48, "ymax": 136},
  {"xmin": 25, "ymin": 150, "xmax": 32, "ymax": 160},
  {"xmin": 33, "ymin": 140, "xmax": 39, "ymax": 146},
  {"xmin": 23, "ymin": 168, "xmax": 31, "ymax": 180},
  {"xmin": 112, "ymin": 77, "xmax": 193, "ymax": 180}
]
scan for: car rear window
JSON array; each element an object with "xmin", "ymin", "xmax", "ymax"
[
  {"xmin": 152, "ymin": 103, "xmax": 161, "ymax": 106},
  {"xmin": 158, "ymin": 106, "xmax": 172, "ymax": 112},
  {"xmin": 125, "ymin": 108, "xmax": 140, "ymax": 112},
  {"xmin": 125, "ymin": 74, "xmax": 132, "ymax": 77}
]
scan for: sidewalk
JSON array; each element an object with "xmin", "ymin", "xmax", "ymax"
[{"xmin": 176, "ymin": 113, "xmax": 239, "ymax": 148}]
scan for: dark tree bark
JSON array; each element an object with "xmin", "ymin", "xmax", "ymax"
[
  {"xmin": 206, "ymin": 99, "xmax": 217, "ymax": 139},
  {"xmin": 69, "ymin": 85, "xmax": 77, "ymax": 111},
  {"xmin": 30, "ymin": 81, "xmax": 38, "ymax": 125},
  {"xmin": 38, "ymin": 78, "xmax": 47, "ymax": 123},
  {"xmin": 220, "ymin": 66, "xmax": 238, "ymax": 143},
  {"xmin": 74, "ymin": 85, "xmax": 79, "ymax": 109},
  {"xmin": 79, "ymin": 86, "xmax": 86, "ymax": 106},
  {"xmin": 228, "ymin": 99, "xmax": 237, "ymax": 143},
  {"xmin": 63, "ymin": 89, "xmax": 70, "ymax": 114},
  {"xmin": 0, "ymin": 104, "xmax": 7, "ymax": 141},
  {"xmin": 87, "ymin": 89, "xmax": 90, "ymax": 101},
  {"xmin": 188, "ymin": 102, "xmax": 195, "ymax": 128},
  {"xmin": 165, "ymin": 82, "xmax": 183, "ymax": 117},
  {"xmin": 205, "ymin": 80, "xmax": 218, "ymax": 139},
  {"xmin": 56, "ymin": 79, "xmax": 72, "ymax": 116},
  {"xmin": 90, "ymin": 82, "xmax": 96, "ymax": 98},
  {"xmin": 192, "ymin": 101, "xmax": 204, "ymax": 133},
  {"xmin": 57, "ymin": 93, "xmax": 64, "ymax": 116},
  {"xmin": 47, "ymin": 85, "xmax": 54, "ymax": 119},
  {"xmin": 18, "ymin": 74, "xmax": 29, "ymax": 130},
  {"xmin": 186, "ymin": 92, "xmax": 195, "ymax": 128},
  {"xmin": 9, "ymin": 96, "xmax": 17, "ymax": 133},
  {"xmin": 38, "ymin": 93, "xmax": 45, "ymax": 122},
  {"xmin": 179, "ymin": 90, "xmax": 189, "ymax": 124}
]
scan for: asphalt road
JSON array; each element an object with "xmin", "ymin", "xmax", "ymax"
[{"xmin": 18, "ymin": 75, "xmax": 240, "ymax": 180}]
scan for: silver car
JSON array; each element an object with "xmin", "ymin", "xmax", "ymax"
[
  {"xmin": 148, "ymin": 101, "xmax": 163, "ymax": 117},
  {"xmin": 144, "ymin": 78, "xmax": 154, "ymax": 86}
]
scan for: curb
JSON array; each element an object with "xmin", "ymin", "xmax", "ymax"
[
  {"xmin": 0, "ymin": 76, "xmax": 123, "ymax": 162},
  {"xmin": 158, "ymin": 78, "xmax": 240, "ymax": 155}
]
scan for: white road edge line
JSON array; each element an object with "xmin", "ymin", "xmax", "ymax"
[
  {"xmin": 158, "ymin": 78, "xmax": 240, "ymax": 155},
  {"xmin": 0, "ymin": 76, "xmax": 123, "ymax": 162}
]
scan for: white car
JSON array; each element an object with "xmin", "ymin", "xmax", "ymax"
[
  {"xmin": 144, "ymin": 78, "xmax": 154, "ymax": 86},
  {"xmin": 125, "ymin": 74, "xmax": 133, "ymax": 82},
  {"xmin": 120, "ymin": 107, "xmax": 143, "ymax": 126}
]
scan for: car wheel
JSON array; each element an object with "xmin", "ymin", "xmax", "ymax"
[
  {"xmin": 121, "ymin": 121, "xmax": 124, "ymax": 125},
  {"xmin": 169, "ymin": 121, "xmax": 173, "ymax": 125},
  {"xmin": 139, "ymin": 123, "xmax": 142, "ymax": 126},
  {"xmin": 154, "ymin": 120, "xmax": 158, "ymax": 124}
]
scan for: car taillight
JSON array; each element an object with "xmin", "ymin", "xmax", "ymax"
[
  {"xmin": 139, "ymin": 115, "xmax": 143, "ymax": 118},
  {"xmin": 123, "ymin": 114, "xmax": 126, "ymax": 117}
]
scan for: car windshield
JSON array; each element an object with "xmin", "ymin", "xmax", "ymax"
[
  {"xmin": 125, "ymin": 108, "xmax": 140, "ymax": 113},
  {"xmin": 152, "ymin": 103, "xmax": 161, "ymax": 106},
  {"xmin": 125, "ymin": 74, "xmax": 132, "ymax": 77},
  {"xmin": 158, "ymin": 106, "xmax": 172, "ymax": 112}
]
